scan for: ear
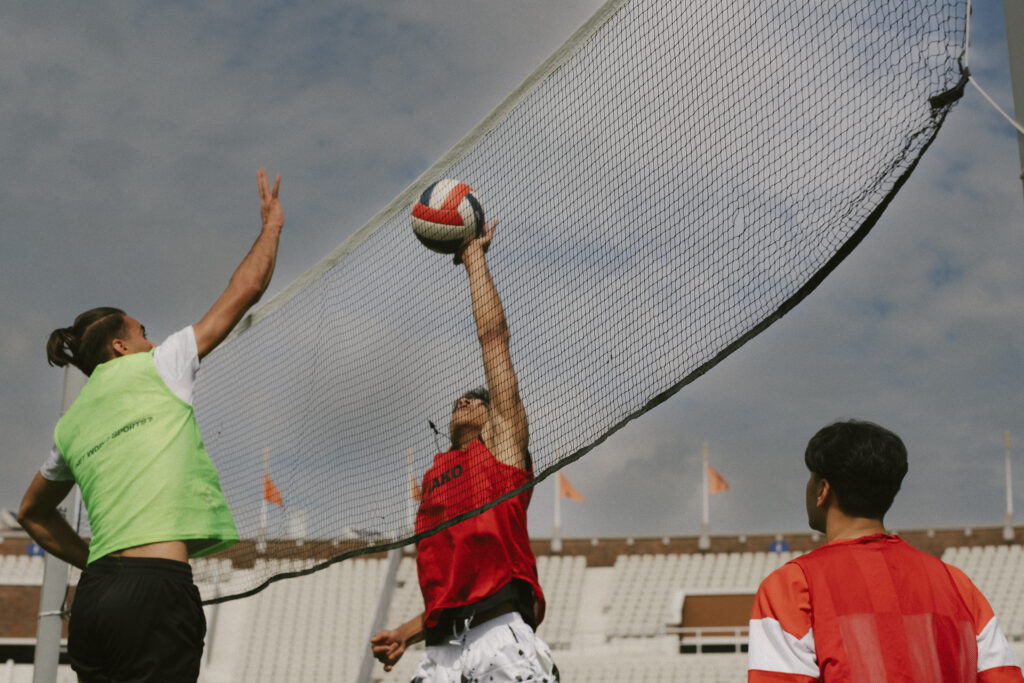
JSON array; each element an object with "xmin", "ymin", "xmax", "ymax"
[
  {"xmin": 816, "ymin": 478, "xmax": 832, "ymax": 509},
  {"xmin": 110, "ymin": 337, "xmax": 129, "ymax": 358}
]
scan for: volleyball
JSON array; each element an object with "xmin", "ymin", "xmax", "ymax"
[{"xmin": 410, "ymin": 179, "xmax": 485, "ymax": 254}]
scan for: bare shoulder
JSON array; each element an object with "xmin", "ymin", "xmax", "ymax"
[{"xmin": 482, "ymin": 414, "xmax": 529, "ymax": 471}]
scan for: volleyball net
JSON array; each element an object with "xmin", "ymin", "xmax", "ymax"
[{"xmin": 189, "ymin": 0, "xmax": 968, "ymax": 602}]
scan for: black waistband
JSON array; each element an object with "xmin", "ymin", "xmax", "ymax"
[
  {"xmin": 424, "ymin": 580, "xmax": 535, "ymax": 645},
  {"xmin": 85, "ymin": 555, "xmax": 194, "ymax": 581}
]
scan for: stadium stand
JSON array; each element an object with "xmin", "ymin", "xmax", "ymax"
[
  {"xmin": 944, "ymin": 544, "xmax": 1024, "ymax": 637},
  {"xmin": 4, "ymin": 529, "xmax": 1024, "ymax": 682},
  {"xmin": 0, "ymin": 661, "xmax": 77, "ymax": 683},
  {"xmin": 0, "ymin": 556, "xmax": 44, "ymax": 586}
]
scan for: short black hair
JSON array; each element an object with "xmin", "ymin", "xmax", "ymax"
[
  {"xmin": 804, "ymin": 420, "xmax": 908, "ymax": 519},
  {"xmin": 452, "ymin": 386, "xmax": 490, "ymax": 414}
]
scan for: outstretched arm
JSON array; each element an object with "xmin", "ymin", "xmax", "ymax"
[
  {"xmin": 17, "ymin": 473, "xmax": 89, "ymax": 569},
  {"xmin": 458, "ymin": 220, "xmax": 529, "ymax": 470},
  {"xmin": 193, "ymin": 168, "xmax": 284, "ymax": 359}
]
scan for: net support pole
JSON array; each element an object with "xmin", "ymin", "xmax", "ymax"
[
  {"xmin": 699, "ymin": 443, "xmax": 710, "ymax": 551},
  {"xmin": 1004, "ymin": 0, "xmax": 1024, "ymax": 206},
  {"xmin": 357, "ymin": 548, "xmax": 403, "ymax": 683},
  {"xmin": 33, "ymin": 366, "xmax": 87, "ymax": 683},
  {"xmin": 1004, "ymin": 431, "xmax": 1014, "ymax": 542},
  {"xmin": 34, "ymin": 549, "xmax": 68, "ymax": 683}
]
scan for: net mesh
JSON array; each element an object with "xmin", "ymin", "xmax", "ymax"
[{"xmin": 191, "ymin": 0, "xmax": 967, "ymax": 602}]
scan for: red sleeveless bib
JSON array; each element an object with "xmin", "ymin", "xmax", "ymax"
[
  {"xmin": 415, "ymin": 439, "xmax": 545, "ymax": 629},
  {"xmin": 793, "ymin": 535, "xmax": 977, "ymax": 682}
]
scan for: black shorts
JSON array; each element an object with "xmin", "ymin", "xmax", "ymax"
[{"xmin": 68, "ymin": 556, "xmax": 205, "ymax": 683}]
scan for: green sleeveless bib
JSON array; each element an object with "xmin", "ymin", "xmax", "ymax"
[{"xmin": 54, "ymin": 351, "xmax": 238, "ymax": 564}]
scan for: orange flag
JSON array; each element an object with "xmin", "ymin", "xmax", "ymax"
[
  {"xmin": 707, "ymin": 464, "xmax": 730, "ymax": 494},
  {"xmin": 558, "ymin": 472, "xmax": 586, "ymax": 502},
  {"xmin": 411, "ymin": 476, "xmax": 422, "ymax": 501},
  {"xmin": 263, "ymin": 472, "xmax": 284, "ymax": 507}
]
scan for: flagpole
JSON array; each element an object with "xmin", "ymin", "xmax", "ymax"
[
  {"xmin": 552, "ymin": 449, "xmax": 562, "ymax": 553},
  {"xmin": 699, "ymin": 442, "xmax": 710, "ymax": 550},
  {"xmin": 1004, "ymin": 431, "xmax": 1014, "ymax": 541},
  {"xmin": 259, "ymin": 447, "xmax": 269, "ymax": 554}
]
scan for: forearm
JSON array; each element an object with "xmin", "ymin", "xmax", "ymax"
[
  {"xmin": 229, "ymin": 224, "xmax": 282, "ymax": 305},
  {"xmin": 194, "ymin": 224, "xmax": 282, "ymax": 357},
  {"xmin": 18, "ymin": 508, "xmax": 89, "ymax": 569},
  {"xmin": 396, "ymin": 612, "xmax": 426, "ymax": 647},
  {"xmin": 463, "ymin": 249, "xmax": 508, "ymax": 344}
]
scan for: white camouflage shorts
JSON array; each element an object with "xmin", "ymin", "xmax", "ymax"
[{"xmin": 410, "ymin": 612, "xmax": 559, "ymax": 683}]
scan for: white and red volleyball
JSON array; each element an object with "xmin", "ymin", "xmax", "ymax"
[{"xmin": 410, "ymin": 179, "xmax": 485, "ymax": 254}]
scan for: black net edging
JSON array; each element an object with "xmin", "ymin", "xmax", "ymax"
[{"xmin": 190, "ymin": 0, "xmax": 968, "ymax": 604}]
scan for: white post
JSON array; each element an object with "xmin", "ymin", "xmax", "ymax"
[
  {"xmin": 356, "ymin": 548, "xmax": 403, "ymax": 683},
  {"xmin": 552, "ymin": 450, "xmax": 562, "ymax": 553},
  {"xmin": 34, "ymin": 366, "xmax": 87, "ymax": 683},
  {"xmin": 258, "ymin": 448, "xmax": 269, "ymax": 554},
  {"xmin": 699, "ymin": 442, "xmax": 710, "ymax": 550},
  {"xmin": 1004, "ymin": 431, "xmax": 1014, "ymax": 541}
]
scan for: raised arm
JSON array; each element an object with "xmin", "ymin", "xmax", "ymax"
[
  {"xmin": 193, "ymin": 168, "xmax": 284, "ymax": 359},
  {"xmin": 458, "ymin": 220, "xmax": 529, "ymax": 470},
  {"xmin": 17, "ymin": 473, "xmax": 89, "ymax": 569}
]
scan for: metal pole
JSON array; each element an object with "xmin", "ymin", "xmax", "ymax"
[
  {"xmin": 1004, "ymin": 0, "xmax": 1024, "ymax": 206},
  {"xmin": 356, "ymin": 548, "xmax": 403, "ymax": 683},
  {"xmin": 33, "ymin": 366, "xmax": 87, "ymax": 683},
  {"xmin": 258, "ymin": 448, "xmax": 269, "ymax": 554},
  {"xmin": 1004, "ymin": 430, "xmax": 1014, "ymax": 541},
  {"xmin": 699, "ymin": 443, "xmax": 710, "ymax": 550}
]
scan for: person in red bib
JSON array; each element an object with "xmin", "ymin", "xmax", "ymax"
[
  {"xmin": 748, "ymin": 420, "xmax": 1023, "ymax": 683},
  {"xmin": 370, "ymin": 220, "xmax": 558, "ymax": 682}
]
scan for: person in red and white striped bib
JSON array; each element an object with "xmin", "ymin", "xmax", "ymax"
[{"xmin": 748, "ymin": 420, "xmax": 1023, "ymax": 683}]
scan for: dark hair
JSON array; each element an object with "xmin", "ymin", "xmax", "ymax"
[
  {"xmin": 451, "ymin": 386, "xmax": 490, "ymax": 414},
  {"xmin": 804, "ymin": 420, "xmax": 908, "ymax": 519},
  {"xmin": 46, "ymin": 307, "xmax": 127, "ymax": 376}
]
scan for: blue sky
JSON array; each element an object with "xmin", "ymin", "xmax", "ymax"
[{"xmin": 1, "ymin": 1, "xmax": 1021, "ymax": 545}]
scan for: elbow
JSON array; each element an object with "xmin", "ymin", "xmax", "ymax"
[
  {"xmin": 16, "ymin": 493, "xmax": 47, "ymax": 528},
  {"xmin": 17, "ymin": 488, "xmax": 54, "ymax": 529},
  {"xmin": 15, "ymin": 505, "xmax": 37, "ymax": 530},
  {"xmin": 233, "ymin": 275, "xmax": 269, "ymax": 308},
  {"xmin": 477, "ymin": 321, "xmax": 510, "ymax": 345}
]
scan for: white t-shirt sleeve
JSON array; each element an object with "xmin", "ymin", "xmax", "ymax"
[
  {"xmin": 40, "ymin": 446, "xmax": 74, "ymax": 482},
  {"xmin": 39, "ymin": 326, "xmax": 200, "ymax": 481},
  {"xmin": 152, "ymin": 325, "xmax": 200, "ymax": 404}
]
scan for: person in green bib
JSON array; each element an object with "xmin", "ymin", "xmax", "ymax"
[{"xmin": 17, "ymin": 168, "xmax": 284, "ymax": 683}]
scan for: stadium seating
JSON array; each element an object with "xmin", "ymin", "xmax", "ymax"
[
  {"xmin": 943, "ymin": 545, "xmax": 1024, "ymax": 638},
  {"xmin": 535, "ymin": 554, "xmax": 587, "ymax": 649},
  {"xmin": 0, "ymin": 660, "xmax": 77, "ymax": 683},
  {"xmin": 603, "ymin": 551, "xmax": 801, "ymax": 639},
  {"xmin": 0, "ymin": 556, "xmax": 44, "ymax": 585},
  {"xmin": 204, "ymin": 558, "xmax": 390, "ymax": 683},
  {"xmin": 7, "ymin": 541, "xmax": 1024, "ymax": 682}
]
